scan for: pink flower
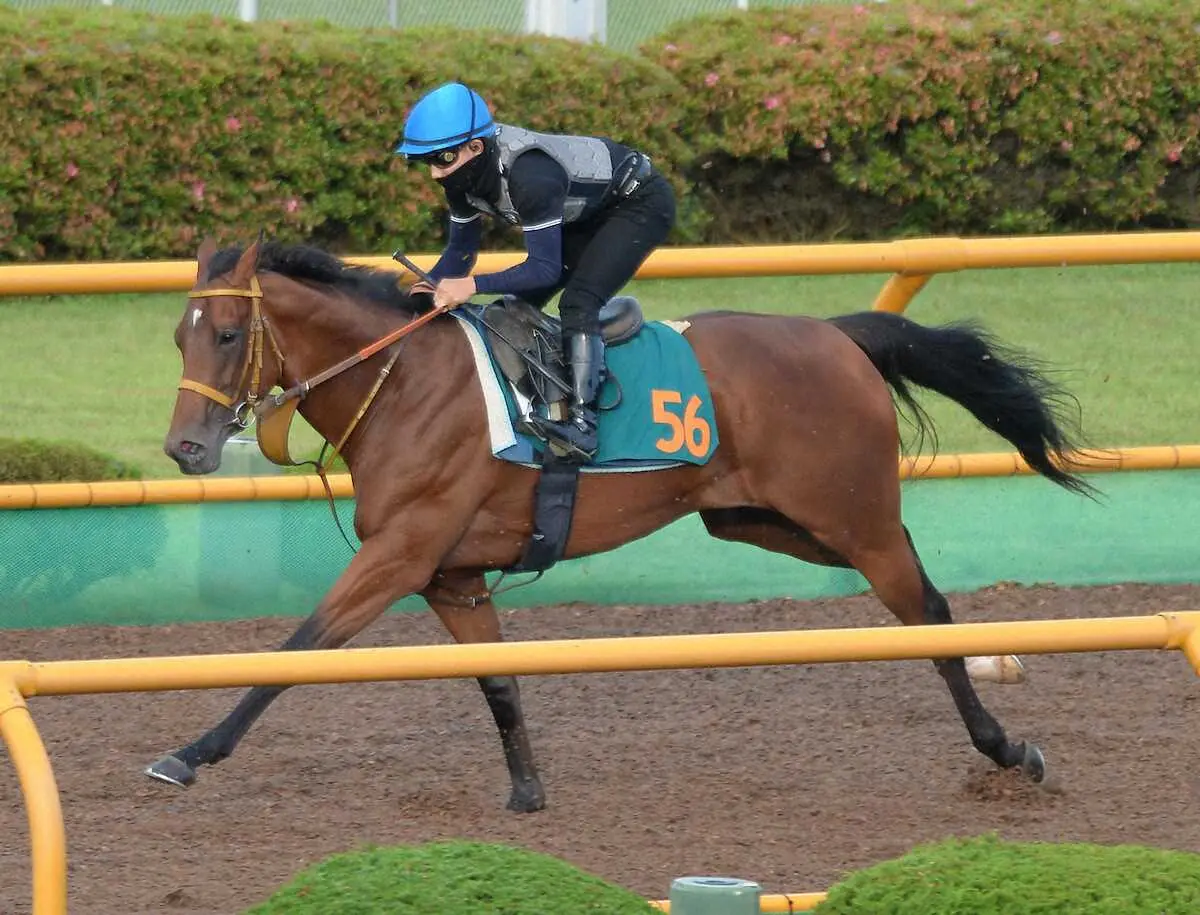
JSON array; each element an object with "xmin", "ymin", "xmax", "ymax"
[
  {"xmin": 191, "ymin": 181, "xmax": 205, "ymax": 201},
  {"xmin": 663, "ymin": 43, "xmax": 677, "ymax": 52},
  {"xmin": 764, "ymin": 95, "xmax": 781, "ymax": 110},
  {"xmin": 1167, "ymin": 144, "xmax": 1183, "ymax": 163},
  {"xmin": 1060, "ymin": 140, "xmax": 1073, "ymax": 152},
  {"xmin": 1045, "ymin": 31, "xmax": 1063, "ymax": 45},
  {"xmin": 1063, "ymin": 119, "xmax": 1074, "ymax": 133},
  {"xmin": 65, "ymin": 162, "xmax": 79, "ymax": 179},
  {"xmin": 773, "ymin": 34, "xmax": 794, "ymax": 46},
  {"xmin": 704, "ymin": 72, "xmax": 719, "ymax": 88},
  {"xmin": 285, "ymin": 197, "xmax": 301, "ymax": 214},
  {"xmin": 225, "ymin": 116, "xmax": 242, "ymax": 132},
  {"xmin": 853, "ymin": 4, "xmax": 867, "ymax": 13},
  {"xmin": 814, "ymin": 137, "xmax": 826, "ymax": 149}
]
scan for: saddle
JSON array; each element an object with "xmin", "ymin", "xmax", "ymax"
[{"xmin": 477, "ymin": 294, "xmax": 644, "ymax": 431}]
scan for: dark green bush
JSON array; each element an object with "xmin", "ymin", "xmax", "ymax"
[
  {"xmin": 241, "ymin": 840, "xmax": 658, "ymax": 914},
  {"xmin": 0, "ymin": 8, "xmax": 697, "ymax": 262},
  {"xmin": 649, "ymin": 0, "xmax": 1200, "ymax": 239},
  {"xmin": 4, "ymin": 1, "xmax": 1200, "ymax": 258},
  {"xmin": 0, "ymin": 437, "xmax": 141, "ymax": 482},
  {"xmin": 817, "ymin": 834, "xmax": 1200, "ymax": 914}
]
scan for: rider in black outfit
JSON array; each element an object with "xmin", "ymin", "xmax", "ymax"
[{"xmin": 396, "ymin": 81, "xmax": 677, "ymax": 462}]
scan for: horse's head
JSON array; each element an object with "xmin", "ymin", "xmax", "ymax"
[{"xmin": 165, "ymin": 238, "xmax": 283, "ymax": 474}]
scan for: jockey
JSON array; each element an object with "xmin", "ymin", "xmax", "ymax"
[{"xmin": 395, "ymin": 81, "xmax": 677, "ymax": 463}]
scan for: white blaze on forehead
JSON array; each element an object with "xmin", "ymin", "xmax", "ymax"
[{"xmin": 190, "ymin": 307, "xmax": 203, "ymax": 329}]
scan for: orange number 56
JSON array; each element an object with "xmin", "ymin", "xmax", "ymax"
[{"xmin": 651, "ymin": 389, "xmax": 712, "ymax": 458}]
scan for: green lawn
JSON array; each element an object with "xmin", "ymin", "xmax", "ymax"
[{"xmin": 1, "ymin": 262, "xmax": 1196, "ymax": 479}]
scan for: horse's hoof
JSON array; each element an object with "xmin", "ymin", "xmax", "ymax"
[
  {"xmin": 965, "ymin": 654, "xmax": 1027, "ymax": 685},
  {"xmin": 1020, "ymin": 742, "xmax": 1046, "ymax": 783},
  {"xmin": 144, "ymin": 755, "xmax": 197, "ymax": 789},
  {"xmin": 506, "ymin": 781, "xmax": 546, "ymax": 814}
]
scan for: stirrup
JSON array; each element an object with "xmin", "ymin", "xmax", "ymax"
[{"xmin": 527, "ymin": 415, "xmax": 597, "ymax": 462}]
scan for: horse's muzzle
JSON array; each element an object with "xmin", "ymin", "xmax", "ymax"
[{"xmin": 166, "ymin": 438, "xmax": 218, "ymax": 475}]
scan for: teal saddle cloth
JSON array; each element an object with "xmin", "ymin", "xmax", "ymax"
[{"xmin": 452, "ymin": 307, "xmax": 720, "ymax": 470}]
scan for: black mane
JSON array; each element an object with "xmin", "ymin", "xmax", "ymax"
[{"xmin": 205, "ymin": 242, "xmax": 429, "ymax": 312}]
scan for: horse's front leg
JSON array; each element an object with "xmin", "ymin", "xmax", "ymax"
[
  {"xmin": 422, "ymin": 571, "xmax": 545, "ymax": 813},
  {"xmin": 145, "ymin": 534, "xmax": 441, "ymax": 789}
]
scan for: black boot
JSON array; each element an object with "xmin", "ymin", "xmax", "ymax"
[{"xmin": 530, "ymin": 332, "xmax": 605, "ymax": 462}]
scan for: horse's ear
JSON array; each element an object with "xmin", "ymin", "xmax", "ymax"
[
  {"xmin": 231, "ymin": 238, "xmax": 260, "ymax": 285},
  {"xmin": 196, "ymin": 237, "xmax": 218, "ymax": 283}
]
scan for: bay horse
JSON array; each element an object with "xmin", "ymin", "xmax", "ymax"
[{"xmin": 151, "ymin": 238, "xmax": 1093, "ymax": 811}]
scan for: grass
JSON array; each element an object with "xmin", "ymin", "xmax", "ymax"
[
  {"xmin": 241, "ymin": 840, "xmax": 657, "ymax": 914},
  {"xmin": 817, "ymin": 834, "xmax": 1200, "ymax": 914},
  {"xmin": 0, "ymin": 262, "xmax": 1196, "ymax": 478}
]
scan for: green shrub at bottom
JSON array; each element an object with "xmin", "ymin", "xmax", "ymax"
[
  {"xmin": 817, "ymin": 834, "xmax": 1200, "ymax": 914},
  {"xmin": 241, "ymin": 840, "xmax": 659, "ymax": 915}
]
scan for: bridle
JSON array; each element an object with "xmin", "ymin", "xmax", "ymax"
[
  {"xmin": 177, "ymin": 270, "xmax": 454, "ymax": 471},
  {"xmin": 179, "ymin": 276, "xmax": 283, "ymax": 431}
]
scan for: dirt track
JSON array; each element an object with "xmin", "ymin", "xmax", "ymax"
[{"xmin": 2, "ymin": 582, "xmax": 1199, "ymax": 914}]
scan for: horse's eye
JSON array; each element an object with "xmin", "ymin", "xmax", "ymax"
[{"xmin": 217, "ymin": 329, "xmax": 239, "ymax": 345}]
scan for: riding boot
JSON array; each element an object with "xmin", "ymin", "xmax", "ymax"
[{"xmin": 530, "ymin": 331, "xmax": 605, "ymax": 462}]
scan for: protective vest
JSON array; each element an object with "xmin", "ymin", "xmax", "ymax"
[{"xmin": 465, "ymin": 124, "xmax": 618, "ymax": 226}]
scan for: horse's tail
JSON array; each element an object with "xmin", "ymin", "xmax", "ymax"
[{"xmin": 828, "ymin": 311, "xmax": 1096, "ymax": 497}]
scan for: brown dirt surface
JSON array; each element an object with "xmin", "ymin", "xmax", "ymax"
[{"xmin": 2, "ymin": 581, "xmax": 1199, "ymax": 914}]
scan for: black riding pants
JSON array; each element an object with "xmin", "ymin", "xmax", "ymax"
[{"xmin": 523, "ymin": 173, "xmax": 676, "ymax": 335}]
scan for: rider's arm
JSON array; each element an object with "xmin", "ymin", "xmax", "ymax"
[
  {"xmin": 473, "ymin": 152, "xmax": 568, "ymax": 295},
  {"xmin": 427, "ymin": 197, "xmax": 483, "ymax": 283}
]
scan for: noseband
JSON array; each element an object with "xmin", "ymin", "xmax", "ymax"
[{"xmin": 179, "ymin": 276, "xmax": 284, "ymax": 430}]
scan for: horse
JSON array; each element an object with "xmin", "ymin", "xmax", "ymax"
[{"xmin": 151, "ymin": 237, "xmax": 1094, "ymax": 812}]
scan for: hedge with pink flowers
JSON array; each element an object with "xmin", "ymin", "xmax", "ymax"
[
  {"xmin": 0, "ymin": 8, "xmax": 695, "ymax": 261},
  {"xmin": 648, "ymin": 0, "xmax": 1200, "ymax": 240},
  {"xmin": 2, "ymin": 0, "xmax": 1199, "ymax": 262}
]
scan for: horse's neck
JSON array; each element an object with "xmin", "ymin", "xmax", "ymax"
[{"xmin": 264, "ymin": 280, "xmax": 461, "ymax": 470}]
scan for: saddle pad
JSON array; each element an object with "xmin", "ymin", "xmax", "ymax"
[{"xmin": 452, "ymin": 310, "xmax": 720, "ymax": 470}]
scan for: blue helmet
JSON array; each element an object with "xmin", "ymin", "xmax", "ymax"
[{"xmin": 395, "ymin": 82, "xmax": 496, "ymax": 158}]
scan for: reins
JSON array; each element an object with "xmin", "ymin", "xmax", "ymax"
[{"xmin": 179, "ymin": 265, "xmax": 455, "ymax": 553}]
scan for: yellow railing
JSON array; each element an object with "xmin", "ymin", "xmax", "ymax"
[
  {"xmin": 2, "ymin": 443, "xmax": 1198, "ymax": 510},
  {"xmin": 5, "ymin": 231, "xmax": 1200, "ymax": 311},
  {"xmin": 4, "ymin": 613, "xmax": 1200, "ymax": 914},
  {"xmin": 650, "ymin": 891, "xmax": 828, "ymax": 912}
]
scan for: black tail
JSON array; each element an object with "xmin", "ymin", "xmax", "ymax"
[{"xmin": 829, "ymin": 311, "xmax": 1097, "ymax": 497}]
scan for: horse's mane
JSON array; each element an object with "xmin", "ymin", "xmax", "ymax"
[{"xmin": 205, "ymin": 242, "xmax": 433, "ymax": 313}]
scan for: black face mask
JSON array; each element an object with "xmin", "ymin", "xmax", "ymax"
[{"xmin": 435, "ymin": 146, "xmax": 500, "ymax": 201}]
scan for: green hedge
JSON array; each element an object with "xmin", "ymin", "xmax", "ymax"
[
  {"xmin": 817, "ymin": 834, "xmax": 1200, "ymax": 914},
  {"xmin": 0, "ymin": 8, "xmax": 697, "ymax": 261},
  {"xmin": 241, "ymin": 840, "xmax": 657, "ymax": 914},
  {"xmin": 648, "ymin": 0, "xmax": 1200, "ymax": 239},
  {"xmin": 3, "ymin": 0, "xmax": 1200, "ymax": 260},
  {"xmin": 0, "ymin": 437, "xmax": 140, "ymax": 483}
]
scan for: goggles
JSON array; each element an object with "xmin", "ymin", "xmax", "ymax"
[{"xmin": 410, "ymin": 146, "xmax": 462, "ymax": 167}]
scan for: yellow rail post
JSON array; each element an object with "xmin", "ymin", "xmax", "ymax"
[
  {"xmin": 0, "ymin": 666, "xmax": 67, "ymax": 915},
  {"xmin": 1183, "ymin": 628, "xmax": 1200, "ymax": 676},
  {"xmin": 871, "ymin": 273, "xmax": 933, "ymax": 312}
]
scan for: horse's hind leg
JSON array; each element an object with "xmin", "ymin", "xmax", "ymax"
[
  {"xmin": 421, "ymin": 571, "xmax": 545, "ymax": 813},
  {"xmin": 700, "ymin": 508, "xmax": 1025, "ymax": 685},
  {"xmin": 848, "ymin": 525, "xmax": 1045, "ymax": 780},
  {"xmin": 700, "ymin": 508, "xmax": 1044, "ymax": 781}
]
